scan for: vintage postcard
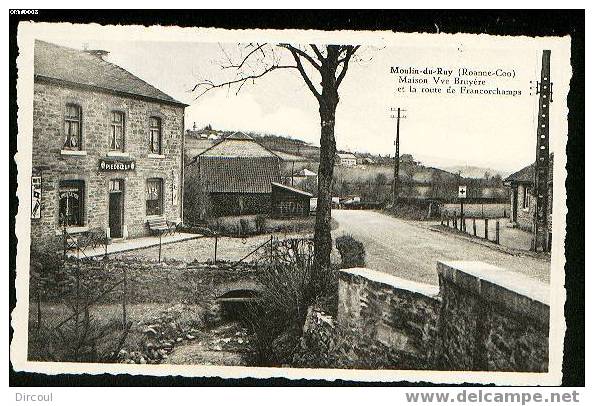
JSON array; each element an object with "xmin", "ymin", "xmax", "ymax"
[{"xmin": 11, "ymin": 21, "xmax": 571, "ymax": 385}]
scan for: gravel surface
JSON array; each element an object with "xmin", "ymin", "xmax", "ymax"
[{"xmin": 331, "ymin": 209, "xmax": 550, "ymax": 286}]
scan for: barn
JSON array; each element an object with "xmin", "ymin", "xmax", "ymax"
[
  {"xmin": 184, "ymin": 132, "xmax": 281, "ymax": 219},
  {"xmin": 271, "ymin": 182, "xmax": 313, "ymax": 217}
]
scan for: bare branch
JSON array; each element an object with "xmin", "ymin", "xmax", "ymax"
[
  {"xmin": 279, "ymin": 44, "xmax": 322, "ymax": 71},
  {"xmin": 285, "ymin": 46, "xmax": 323, "ymax": 102},
  {"xmin": 310, "ymin": 44, "xmax": 325, "ymax": 61},
  {"xmin": 336, "ymin": 45, "xmax": 360, "ymax": 88},
  {"xmin": 222, "ymin": 43, "xmax": 266, "ymax": 70},
  {"xmin": 192, "ymin": 64, "xmax": 297, "ymax": 99}
]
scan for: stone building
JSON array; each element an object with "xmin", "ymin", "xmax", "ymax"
[
  {"xmin": 184, "ymin": 132, "xmax": 281, "ymax": 220},
  {"xmin": 31, "ymin": 40, "xmax": 186, "ymax": 250},
  {"xmin": 504, "ymin": 154, "xmax": 553, "ymax": 250}
]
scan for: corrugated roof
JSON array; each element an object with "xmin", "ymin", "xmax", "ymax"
[
  {"xmin": 505, "ymin": 154, "xmax": 554, "ymax": 184},
  {"xmin": 199, "ymin": 132, "xmax": 280, "ymax": 158},
  {"xmin": 34, "ymin": 40, "xmax": 185, "ymax": 106},
  {"xmin": 199, "ymin": 157, "xmax": 280, "ymax": 194},
  {"xmin": 271, "ymin": 182, "xmax": 313, "ymax": 197}
]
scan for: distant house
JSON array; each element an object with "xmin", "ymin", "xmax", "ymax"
[
  {"xmin": 271, "ymin": 182, "xmax": 312, "ymax": 217},
  {"xmin": 504, "ymin": 155, "xmax": 553, "ymax": 246},
  {"xmin": 336, "ymin": 153, "xmax": 357, "ymax": 166},
  {"xmin": 184, "ymin": 132, "xmax": 281, "ymax": 219}
]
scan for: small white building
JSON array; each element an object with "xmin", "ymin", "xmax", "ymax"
[{"xmin": 336, "ymin": 153, "xmax": 357, "ymax": 166}]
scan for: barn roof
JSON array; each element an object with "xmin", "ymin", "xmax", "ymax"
[
  {"xmin": 198, "ymin": 132, "xmax": 280, "ymax": 159},
  {"xmin": 273, "ymin": 150, "xmax": 311, "ymax": 162},
  {"xmin": 199, "ymin": 157, "xmax": 280, "ymax": 194},
  {"xmin": 271, "ymin": 182, "xmax": 313, "ymax": 197},
  {"xmin": 34, "ymin": 40, "xmax": 185, "ymax": 106},
  {"xmin": 505, "ymin": 154, "xmax": 554, "ymax": 185}
]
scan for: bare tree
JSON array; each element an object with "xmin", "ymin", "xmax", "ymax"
[{"xmin": 192, "ymin": 43, "xmax": 360, "ymax": 275}]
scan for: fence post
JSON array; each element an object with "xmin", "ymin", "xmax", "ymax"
[
  {"xmin": 74, "ymin": 264, "xmax": 80, "ymax": 361},
  {"xmin": 269, "ymin": 235, "xmax": 274, "ymax": 265},
  {"xmin": 122, "ymin": 267, "xmax": 127, "ymax": 329},
  {"xmin": 495, "ymin": 220, "xmax": 500, "ymax": 245},
  {"xmin": 473, "ymin": 218, "xmax": 477, "ymax": 237},
  {"xmin": 214, "ymin": 235, "xmax": 218, "ymax": 263},
  {"xmin": 484, "ymin": 218, "xmax": 489, "ymax": 240},
  {"xmin": 158, "ymin": 232, "xmax": 162, "ymax": 263}
]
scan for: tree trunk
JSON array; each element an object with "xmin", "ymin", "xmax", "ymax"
[{"xmin": 313, "ymin": 88, "xmax": 338, "ymax": 275}]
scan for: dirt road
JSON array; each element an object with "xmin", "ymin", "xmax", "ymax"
[{"xmin": 331, "ymin": 210, "xmax": 550, "ymax": 285}]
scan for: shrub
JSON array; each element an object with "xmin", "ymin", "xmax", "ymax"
[
  {"xmin": 335, "ymin": 235, "xmax": 366, "ymax": 268},
  {"xmin": 241, "ymin": 238, "xmax": 324, "ymax": 366}
]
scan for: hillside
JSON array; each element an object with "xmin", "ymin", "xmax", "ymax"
[{"xmin": 440, "ymin": 165, "xmax": 508, "ymax": 179}]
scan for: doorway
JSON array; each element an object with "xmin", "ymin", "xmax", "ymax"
[{"xmin": 109, "ymin": 179, "xmax": 124, "ymax": 238}]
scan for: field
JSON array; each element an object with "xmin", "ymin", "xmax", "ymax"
[{"xmin": 441, "ymin": 203, "xmax": 509, "ymax": 218}]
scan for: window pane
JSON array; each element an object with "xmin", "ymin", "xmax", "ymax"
[
  {"xmin": 146, "ymin": 179, "xmax": 163, "ymax": 215},
  {"xmin": 59, "ymin": 181, "xmax": 84, "ymax": 226}
]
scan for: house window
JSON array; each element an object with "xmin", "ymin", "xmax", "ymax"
[
  {"xmin": 146, "ymin": 178, "xmax": 163, "ymax": 216},
  {"xmin": 110, "ymin": 111, "xmax": 125, "ymax": 151},
  {"xmin": 59, "ymin": 180, "xmax": 85, "ymax": 226},
  {"xmin": 64, "ymin": 104, "xmax": 82, "ymax": 150},
  {"xmin": 522, "ymin": 186, "xmax": 530, "ymax": 209},
  {"xmin": 149, "ymin": 117, "xmax": 162, "ymax": 154}
]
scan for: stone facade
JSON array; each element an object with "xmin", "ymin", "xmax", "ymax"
[
  {"xmin": 31, "ymin": 80, "xmax": 185, "ymax": 250},
  {"xmin": 329, "ymin": 262, "xmax": 549, "ymax": 372}
]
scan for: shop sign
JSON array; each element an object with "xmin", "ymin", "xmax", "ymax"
[
  {"xmin": 99, "ymin": 158, "xmax": 136, "ymax": 172},
  {"xmin": 31, "ymin": 176, "xmax": 41, "ymax": 219}
]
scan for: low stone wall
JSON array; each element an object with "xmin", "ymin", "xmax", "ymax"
[
  {"xmin": 337, "ymin": 269, "xmax": 441, "ymax": 369},
  {"xmin": 437, "ymin": 261, "xmax": 549, "ymax": 372},
  {"xmin": 334, "ymin": 261, "xmax": 550, "ymax": 372}
]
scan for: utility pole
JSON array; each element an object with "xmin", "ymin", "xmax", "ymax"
[
  {"xmin": 530, "ymin": 50, "xmax": 553, "ymax": 252},
  {"xmin": 390, "ymin": 107, "xmax": 407, "ymax": 208}
]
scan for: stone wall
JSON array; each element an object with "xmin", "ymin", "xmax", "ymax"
[
  {"xmin": 337, "ymin": 269, "xmax": 441, "ymax": 369},
  {"xmin": 332, "ymin": 261, "xmax": 549, "ymax": 372},
  {"xmin": 437, "ymin": 261, "xmax": 549, "ymax": 372}
]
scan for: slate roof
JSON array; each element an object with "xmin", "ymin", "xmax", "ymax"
[
  {"xmin": 198, "ymin": 132, "xmax": 280, "ymax": 159},
  {"xmin": 34, "ymin": 40, "xmax": 185, "ymax": 106},
  {"xmin": 505, "ymin": 154, "xmax": 554, "ymax": 184},
  {"xmin": 199, "ymin": 157, "xmax": 280, "ymax": 194}
]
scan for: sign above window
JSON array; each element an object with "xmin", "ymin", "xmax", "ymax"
[{"xmin": 99, "ymin": 158, "xmax": 136, "ymax": 172}]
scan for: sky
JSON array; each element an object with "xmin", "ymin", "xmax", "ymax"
[{"xmin": 33, "ymin": 29, "xmax": 570, "ymax": 174}]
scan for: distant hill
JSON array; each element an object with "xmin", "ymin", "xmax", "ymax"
[{"xmin": 442, "ymin": 165, "xmax": 509, "ymax": 179}]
